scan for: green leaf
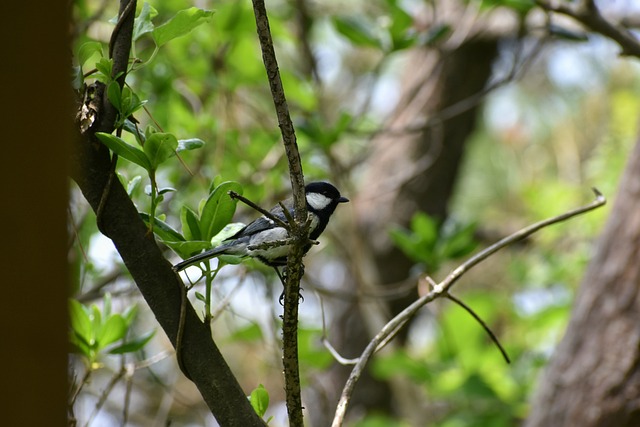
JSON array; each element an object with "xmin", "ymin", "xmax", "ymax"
[
  {"xmin": 97, "ymin": 314, "xmax": 127, "ymax": 348},
  {"xmin": 177, "ymin": 138, "xmax": 205, "ymax": 152},
  {"xmin": 152, "ymin": 8, "xmax": 215, "ymax": 47},
  {"xmin": 77, "ymin": 41, "xmax": 103, "ymax": 67},
  {"xmin": 139, "ymin": 212, "xmax": 185, "ymax": 241},
  {"xmin": 107, "ymin": 81, "xmax": 122, "ymax": 111},
  {"xmin": 249, "ymin": 384, "xmax": 270, "ymax": 418},
  {"xmin": 438, "ymin": 221, "xmax": 478, "ymax": 260},
  {"xmin": 217, "ymin": 254, "xmax": 244, "ymax": 265},
  {"xmin": 199, "ymin": 181, "xmax": 243, "ymax": 241},
  {"xmin": 123, "ymin": 119, "xmax": 145, "ymax": 144},
  {"xmin": 91, "ymin": 305, "xmax": 102, "ymax": 338},
  {"xmin": 127, "ymin": 175, "xmax": 142, "ymax": 195},
  {"xmin": 412, "ymin": 213, "xmax": 438, "ymax": 245},
  {"xmin": 421, "ymin": 23, "xmax": 451, "ymax": 46},
  {"xmin": 165, "ymin": 240, "xmax": 211, "ymax": 258},
  {"xmin": 96, "ymin": 132, "xmax": 152, "ymax": 170},
  {"xmin": 133, "ymin": 2, "xmax": 158, "ymax": 41},
  {"xmin": 158, "ymin": 187, "xmax": 177, "ymax": 195},
  {"xmin": 95, "ymin": 57, "xmax": 113, "ymax": 83},
  {"xmin": 333, "ymin": 16, "xmax": 382, "ymax": 49},
  {"xmin": 70, "ymin": 300, "xmax": 93, "ymax": 347},
  {"xmin": 195, "ymin": 292, "xmax": 206, "ymax": 302},
  {"xmin": 144, "ymin": 132, "xmax": 178, "ymax": 169},
  {"xmin": 381, "ymin": 0, "xmax": 417, "ymax": 51},
  {"xmin": 109, "ymin": 330, "xmax": 156, "ymax": 354},
  {"xmin": 102, "ymin": 293, "xmax": 112, "ymax": 317},
  {"xmin": 122, "ymin": 304, "xmax": 138, "ymax": 326},
  {"xmin": 181, "ymin": 205, "xmax": 202, "ymax": 241},
  {"xmin": 210, "ymin": 222, "xmax": 245, "ymax": 247}
]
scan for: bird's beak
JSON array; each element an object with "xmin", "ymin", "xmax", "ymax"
[{"xmin": 338, "ymin": 196, "xmax": 349, "ymax": 203}]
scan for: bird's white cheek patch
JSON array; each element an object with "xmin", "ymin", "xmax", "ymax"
[{"xmin": 306, "ymin": 193, "xmax": 332, "ymax": 210}]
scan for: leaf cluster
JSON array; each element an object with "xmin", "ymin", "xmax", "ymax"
[
  {"xmin": 69, "ymin": 294, "xmax": 155, "ymax": 367},
  {"xmin": 390, "ymin": 212, "xmax": 478, "ymax": 271}
]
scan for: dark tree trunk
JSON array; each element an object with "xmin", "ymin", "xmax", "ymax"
[
  {"xmin": 524, "ymin": 135, "xmax": 640, "ymax": 427},
  {"xmin": 357, "ymin": 38, "xmax": 499, "ymax": 287}
]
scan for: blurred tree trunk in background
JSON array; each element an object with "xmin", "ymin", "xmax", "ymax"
[
  {"xmin": 524, "ymin": 135, "xmax": 640, "ymax": 427},
  {"xmin": 356, "ymin": 38, "xmax": 499, "ymax": 309},
  {"xmin": 307, "ymin": 32, "xmax": 502, "ymax": 426}
]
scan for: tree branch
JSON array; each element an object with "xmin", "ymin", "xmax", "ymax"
[
  {"xmin": 536, "ymin": 0, "xmax": 640, "ymax": 58},
  {"xmin": 251, "ymin": 0, "xmax": 308, "ymax": 425},
  {"xmin": 70, "ymin": 1, "xmax": 265, "ymax": 425},
  {"xmin": 331, "ymin": 188, "xmax": 606, "ymax": 426}
]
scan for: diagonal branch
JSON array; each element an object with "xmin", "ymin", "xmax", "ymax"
[
  {"xmin": 331, "ymin": 188, "xmax": 606, "ymax": 427},
  {"xmin": 229, "ymin": 190, "xmax": 290, "ymax": 230},
  {"xmin": 71, "ymin": 1, "xmax": 265, "ymax": 425},
  {"xmin": 536, "ymin": 0, "xmax": 640, "ymax": 58},
  {"xmin": 446, "ymin": 292, "xmax": 511, "ymax": 364}
]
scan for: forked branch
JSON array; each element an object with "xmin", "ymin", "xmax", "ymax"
[{"xmin": 331, "ymin": 188, "xmax": 606, "ymax": 427}]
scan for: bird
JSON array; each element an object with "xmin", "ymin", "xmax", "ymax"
[{"xmin": 173, "ymin": 181, "xmax": 349, "ymax": 272}]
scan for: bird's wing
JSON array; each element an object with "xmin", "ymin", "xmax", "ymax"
[{"xmin": 228, "ymin": 202, "xmax": 292, "ymax": 239}]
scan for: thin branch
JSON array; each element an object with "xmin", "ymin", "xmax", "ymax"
[
  {"xmin": 331, "ymin": 188, "xmax": 606, "ymax": 427},
  {"xmin": 84, "ymin": 367, "xmax": 127, "ymax": 427},
  {"xmin": 229, "ymin": 190, "xmax": 290, "ymax": 230},
  {"xmin": 322, "ymin": 338, "xmax": 360, "ymax": 366},
  {"xmin": 446, "ymin": 293, "xmax": 510, "ymax": 364},
  {"xmin": 251, "ymin": 0, "xmax": 308, "ymax": 425},
  {"xmin": 318, "ymin": 293, "xmax": 359, "ymax": 365},
  {"xmin": 536, "ymin": 0, "xmax": 640, "ymax": 58}
]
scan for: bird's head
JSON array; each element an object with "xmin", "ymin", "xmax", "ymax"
[{"xmin": 304, "ymin": 181, "xmax": 349, "ymax": 214}]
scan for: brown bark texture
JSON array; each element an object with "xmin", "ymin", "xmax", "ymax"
[{"xmin": 525, "ymin": 137, "xmax": 640, "ymax": 427}]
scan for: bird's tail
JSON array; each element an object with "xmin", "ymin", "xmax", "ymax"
[{"xmin": 172, "ymin": 246, "xmax": 228, "ymax": 272}]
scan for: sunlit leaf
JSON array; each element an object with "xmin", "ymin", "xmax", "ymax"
[
  {"xmin": 97, "ymin": 314, "xmax": 127, "ymax": 348},
  {"xmin": 143, "ymin": 132, "xmax": 178, "ymax": 169},
  {"xmin": 333, "ymin": 16, "xmax": 382, "ymax": 49},
  {"xmin": 109, "ymin": 330, "xmax": 156, "ymax": 354},
  {"xmin": 96, "ymin": 132, "xmax": 151, "ymax": 171},
  {"xmin": 164, "ymin": 240, "xmax": 211, "ymax": 258},
  {"xmin": 133, "ymin": 2, "xmax": 158, "ymax": 41},
  {"xmin": 152, "ymin": 8, "xmax": 215, "ymax": 47},
  {"xmin": 139, "ymin": 212, "xmax": 185, "ymax": 241},
  {"xmin": 69, "ymin": 300, "xmax": 93, "ymax": 346},
  {"xmin": 77, "ymin": 41, "xmax": 103, "ymax": 67},
  {"xmin": 181, "ymin": 205, "xmax": 202, "ymax": 241},
  {"xmin": 199, "ymin": 181, "xmax": 243, "ymax": 241},
  {"xmin": 249, "ymin": 384, "xmax": 270, "ymax": 418}
]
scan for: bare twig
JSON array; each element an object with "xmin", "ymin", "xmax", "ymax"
[
  {"xmin": 251, "ymin": 0, "xmax": 308, "ymax": 425},
  {"xmin": 229, "ymin": 190, "xmax": 290, "ymax": 230},
  {"xmin": 536, "ymin": 0, "xmax": 640, "ymax": 58},
  {"xmin": 331, "ymin": 188, "xmax": 606, "ymax": 427},
  {"xmin": 322, "ymin": 338, "xmax": 360, "ymax": 365},
  {"xmin": 318, "ymin": 294, "xmax": 359, "ymax": 365},
  {"xmin": 84, "ymin": 367, "xmax": 127, "ymax": 427},
  {"xmin": 446, "ymin": 293, "xmax": 511, "ymax": 364}
]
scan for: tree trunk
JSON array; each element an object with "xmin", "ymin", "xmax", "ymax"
[{"xmin": 524, "ymin": 135, "xmax": 640, "ymax": 427}]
